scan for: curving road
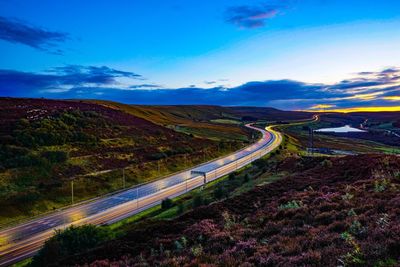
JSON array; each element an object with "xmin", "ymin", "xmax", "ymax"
[{"xmin": 0, "ymin": 124, "xmax": 282, "ymax": 266}]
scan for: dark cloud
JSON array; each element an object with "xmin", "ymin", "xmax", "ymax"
[
  {"xmin": 0, "ymin": 16, "xmax": 68, "ymax": 54},
  {"xmin": 24, "ymin": 79, "xmax": 333, "ymax": 109},
  {"xmin": 330, "ymin": 80, "xmax": 382, "ymax": 90},
  {"xmin": 0, "ymin": 65, "xmax": 141, "ymax": 96},
  {"xmin": 204, "ymin": 81, "xmax": 217, "ymax": 85},
  {"xmin": 225, "ymin": 4, "xmax": 280, "ymax": 29},
  {"xmin": 0, "ymin": 66, "xmax": 399, "ymax": 110}
]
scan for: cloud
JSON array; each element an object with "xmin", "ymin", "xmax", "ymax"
[
  {"xmin": 204, "ymin": 81, "xmax": 217, "ymax": 85},
  {"xmin": 129, "ymin": 84, "xmax": 163, "ymax": 89},
  {"xmin": 0, "ymin": 16, "xmax": 68, "ymax": 54},
  {"xmin": 225, "ymin": 3, "xmax": 280, "ymax": 29},
  {"xmin": 0, "ymin": 66, "xmax": 400, "ymax": 110},
  {"xmin": 382, "ymin": 96, "xmax": 400, "ymax": 101},
  {"xmin": 309, "ymin": 104, "xmax": 336, "ymax": 110},
  {"xmin": 0, "ymin": 65, "xmax": 142, "ymax": 96}
]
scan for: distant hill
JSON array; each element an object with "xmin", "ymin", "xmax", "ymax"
[
  {"xmin": 228, "ymin": 106, "xmax": 312, "ymax": 121},
  {"xmin": 86, "ymin": 100, "xmax": 312, "ymax": 140}
]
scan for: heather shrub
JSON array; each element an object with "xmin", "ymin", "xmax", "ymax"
[
  {"xmin": 374, "ymin": 178, "xmax": 390, "ymax": 192},
  {"xmin": 278, "ymin": 200, "xmax": 302, "ymax": 210}
]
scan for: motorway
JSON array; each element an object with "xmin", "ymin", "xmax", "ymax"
[{"xmin": 0, "ymin": 124, "xmax": 282, "ymax": 266}]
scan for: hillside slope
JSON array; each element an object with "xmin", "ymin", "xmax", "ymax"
[
  {"xmin": 0, "ymin": 98, "xmax": 246, "ymax": 225},
  {"xmin": 88, "ymin": 101, "xmax": 255, "ymax": 141},
  {"xmin": 58, "ymin": 154, "xmax": 400, "ymax": 267}
]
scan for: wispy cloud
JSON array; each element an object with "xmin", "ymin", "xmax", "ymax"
[
  {"xmin": 309, "ymin": 104, "xmax": 336, "ymax": 110},
  {"xmin": 225, "ymin": 3, "xmax": 281, "ymax": 29},
  {"xmin": 129, "ymin": 84, "xmax": 163, "ymax": 90},
  {"xmin": 0, "ymin": 16, "xmax": 68, "ymax": 54}
]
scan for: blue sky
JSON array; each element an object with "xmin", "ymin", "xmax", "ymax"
[{"xmin": 1, "ymin": 0, "xmax": 400, "ymax": 110}]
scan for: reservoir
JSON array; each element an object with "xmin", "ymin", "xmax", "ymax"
[{"xmin": 315, "ymin": 125, "xmax": 366, "ymax": 133}]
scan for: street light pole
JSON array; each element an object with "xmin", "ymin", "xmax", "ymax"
[
  {"xmin": 136, "ymin": 187, "xmax": 139, "ymax": 209},
  {"xmin": 185, "ymin": 173, "xmax": 188, "ymax": 192},
  {"xmin": 71, "ymin": 180, "xmax": 74, "ymax": 205},
  {"xmin": 122, "ymin": 168, "xmax": 126, "ymax": 189}
]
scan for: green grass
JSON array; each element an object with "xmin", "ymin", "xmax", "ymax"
[
  {"xmin": 176, "ymin": 125, "xmax": 249, "ymax": 141},
  {"xmin": 11, "ymin": 258, "xmax": 31, "ymax": 267},
  {"xmin": 210, "ymin": 119, "xmax": 242, "ymax": 125}
]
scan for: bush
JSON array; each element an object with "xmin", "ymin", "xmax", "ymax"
[
  {"xmin": 278, "ymin": 200, "xmax": 303, "ymax": 210},
  {"xmin": 41, "ymin": 150, "xmax": 69, "ymax": 164},
  {"xmin": 161, "ymin": 198, "xmax": 174, "ymax": 210},
  {"xmin": 321, "ymin": 159, "xmax": 333, "ymax": 168},
  {"xmin": 149, "ymin": 152, "xmax": 167, "ymax": 160},
  {"xmin": 177, "ymin": 203, "xmax": 186, "ymax": 215},
  {"xmin": 192, "ymin": 193, "xmax": 204, "ymax": 208},
  {"xmin": 253, "ymin": 158, "xmax": 267, "ymax": 169},
  {"xmin": 214, "ymin": 185, "xmax": 226, "ymax": 199},
  {"xmin": 31, "ymin": 225, "xmax": 112, "ymax": 266},
  {"xmin": 243, "ymin": 174, "xmax": 250, "ymax": 183}
]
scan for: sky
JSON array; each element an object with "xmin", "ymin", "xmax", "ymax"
[{"xmin": 0, "ymin": 0, "xmax": 400, "ymax": 111}]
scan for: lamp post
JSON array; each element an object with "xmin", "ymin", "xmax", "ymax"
[
  {"xmin": 136, "ymin": 186, "xmax": 139, "ymax": 209},
  {"xmin": 71, "ymin": 179, "xmax": 74, "ymax": 205},
  {"xmin": 122, "ymin": 168, "xmax": 126, "ymax": 189}
]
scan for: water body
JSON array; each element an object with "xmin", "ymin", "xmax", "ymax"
[{"xmin": 315, "ymin": 125, "xmax": 366, "ymax": 133}]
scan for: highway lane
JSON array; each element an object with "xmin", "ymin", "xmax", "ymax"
[{"xmin": 0, "ymin": 123, "xmax": 282, "ymax": 266}]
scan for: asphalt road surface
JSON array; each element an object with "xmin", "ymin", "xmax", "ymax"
[{"xmin": 0, "ymin": 124, "xmax": 282, "ymax": 266}]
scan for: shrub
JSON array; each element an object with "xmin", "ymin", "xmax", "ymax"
[
  {"xmin": 278, "ymin": 200, "xmax": 303, "ymax": 210},
  {"xmin": 176, "ymin": 203, "xmax": 186, "ymax": 215},
  {"xmin": 192, "ymin": 193, "xmax": 204, "ymax": 208},
  {"xmin": 374, "ymin": 179, "xmax": 390, "ymax": 192},
  {"xmin": 349, "ymin": 220, "xmax": 366, "ymax": 236},
  {"xmin": 41, "ymin": 150, "xmax": 69, "ymax": 164},
  {"xmin": 149, "ymin": 152, "xmax": 167, "ymax": 160},
  {"xmin": 321, "ymin": 159, "xmax": 333, "ymax": 168},
  {"xmin": 214, "ymin": 185, "xmax": 226, "ymax": 199},
  {"xmin": 222, "ymin": 211, "xmax": 236, "ymax": 230},
  {"xmin": 253, "ymin": 158, "xmax": 267, "ymax": 168},
  {"xmin": 31, "ymin": 225, "xmax": 112, "ymax": 267},
  {"xmin": 342, "ymin": 192, "xmax": 354, "ymax": 201},
  {"xmin": 161, "ymin": 198, "xmax": 174, "ymax": 210}
]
